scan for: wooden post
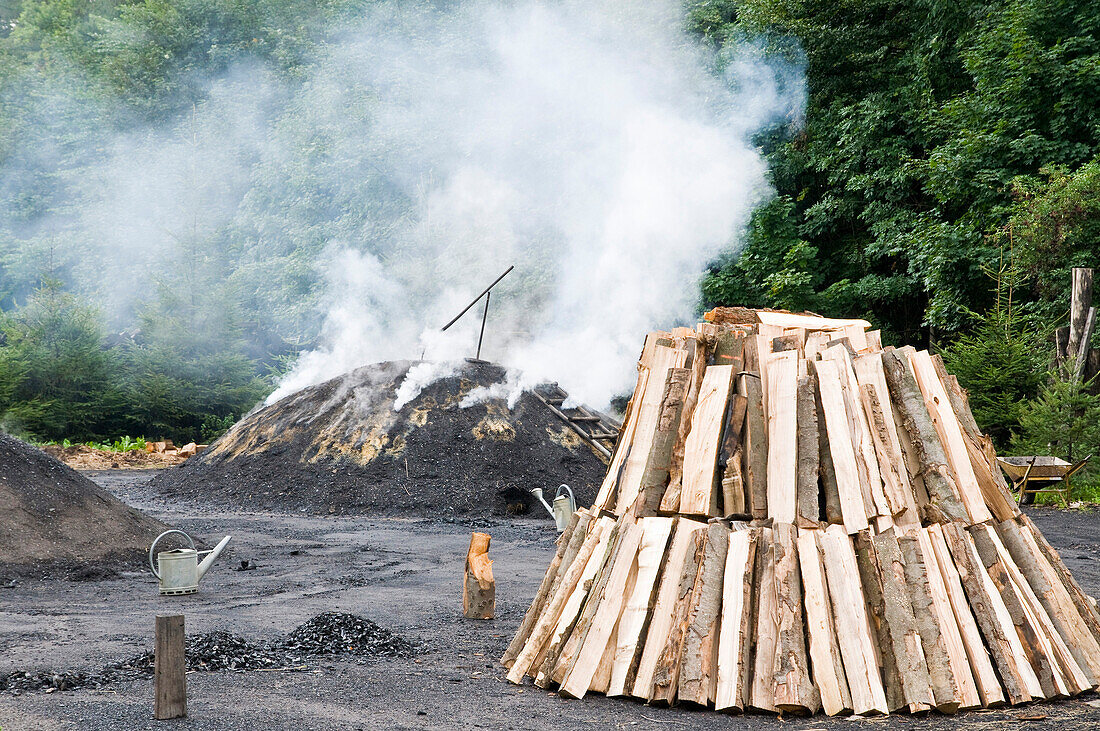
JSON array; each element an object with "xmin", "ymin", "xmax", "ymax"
[
  {"xmin": 1068, "ymin": 267, "xmax": 1094, "ymax": 363},
  {"xmin": 464, "ymin": 532, "xmax": 496, "ymax": 619},
  {"xmin": 154, "ymin": 614, "xmax": 186, "ymax": 720}
]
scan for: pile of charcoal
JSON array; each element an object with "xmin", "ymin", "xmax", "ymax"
[{"xmin": 2, "ymin": 612, "xmax": 416, "ymax": 694}]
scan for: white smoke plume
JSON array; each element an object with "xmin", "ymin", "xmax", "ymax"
[{"xmin": 268, "ymin": 0, "xmax": 805, "ymax": 408}]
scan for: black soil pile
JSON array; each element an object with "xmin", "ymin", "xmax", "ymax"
[
  {"xmin": 152, "ymin": 360, "xmax": 607, "ymax": 517},
  {"xmin": 1, "ymin": 612, "xmax": 415, "ymax": 693},
  {"xmin": 0, "ymin": 433, "xmax": 169, "ymax": 573}
]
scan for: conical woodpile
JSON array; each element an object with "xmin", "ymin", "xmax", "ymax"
[{"xmin": 501, "ymin": 307, "xmax": 1100, "ymax": 716}]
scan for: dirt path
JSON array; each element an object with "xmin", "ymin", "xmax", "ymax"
[{"xmin": 2, "ymin": 470, "xmax": 1100, "ymax": 730}]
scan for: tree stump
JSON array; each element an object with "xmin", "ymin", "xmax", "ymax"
[{"xmin": 464, "ymin": 532, "xmax": 495, "ymax": 620}]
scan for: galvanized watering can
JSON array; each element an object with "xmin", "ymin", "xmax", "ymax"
[
  {"xmin": 148, "ymin": 529, "xmax": 232, "ymax": 595},
  {"xmin": 531, "ymin": 484, "xmax": 576, "ymax": 532}
]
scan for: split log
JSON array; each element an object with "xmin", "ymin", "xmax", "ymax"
[
  {"xmin": 1018, "ymin": 514, "xmax": 1100, "ymax": 647},
  {"xmin": 614, "ymin": 343, "xmax": 690, "ymax": 514},
  {"xmin": 969, "ymin": 526, "xmax": 1067, "ymax": 698},
  {"xmin": 852, "ymin": 351, "xmax": 922, "ymax": 529},
  {"xmin": 897, "ymin": 534, "xmax": 968, "ymax": 712},
  {"xmin": 908, "ymin": 350, "xmax": 993, "ymax": 524},
  {"xmin": 812, "ymin": 359, "xmax": 869, "ymax": 533},
  {"xmin": 814, "ymin": 371, "xmax": 844, "ymax": 525},
  {"xmin": 939, "ymin": 523, "xmax": 1042, "ymax": 704},
  {"xmin": 463, "ymin": 532, "xmax": 496, "ymax": 620},
  {"xmin": 870, "ymin": 530, "xmax": 935, "ymax": 711},
  {"xmin": 640, "ymin": 368, "xmax": 690, "ymax": 514},
  {"xmin": 559, "ymin": 521, "xmax": 645, "ymax": 698},
  {"xmin": 750, "ymin": 527, "xmax": 778, "ymax": 712},
  {"xmin": 719, "ymin": 394, "xmax": 749, "ymax": 516},
  {"xmin": 820, "ymin": 346, "xmax": 892, "ymax": 524},
  {"xmin": 974, "ymin": 524, "xmax": 1091, "ymax": 696},
  {"xmin": 665, "ymin": 336, "xmax": 710, "ymax": 510},
  {"xmin": 796, "ymin": 529, "xmax": 852, "ymax": 716},
  {"xmin": 819, "ymin": 525, "xmax": 888, "ymax": 715},
  {"xmin": 677, "ymin": 523, "xmax": 730, "ymax": 706},
  {"xmin": 796, "ymin": 373, "xmax": 820, "ymax": 527},
  {"xmin": 502, "ymin": 510, "xmax": 587, "ymax": 667},
  {"xmin": 650, "ymin": 527, "xmax": 708, "ymax": 704},
  {"xmin": 679, "ymin": 365, "xmax": 735, "ymax": 516},
  {"xmin": 506, "ymin": 516, "xmax": 612, "ymax": 684},
  {"xmin": 631, "ymin": 520, "xmax": 707, "ymax": 699},
  {"xmin": 922, "ymin": 526, "xmax": 1004, "ymax": 707},
  {"xmin": 740, "ymin": 371, "xmax": 769, "ymax": 520},
  {"xmin": 996, "ymin": 517, "xmax": 1100, "ymax": 686},
  {"xmin": 607, "ymin": 517, "xmax": 675, "ymax": 696},
  {"xmin": 594, "ymin": 368, "xmax": 648, "ymax": 512},
  {"xmin": 771, "ymin": 523, "xmax": 819, "ymax": 714},
  {"xmin": 930, "ymin": 355, "xmax": 1018, "ymax": 520},
  {"xmin": 715, "ymin": 527, "xmax": 760, "ymax": 712},
  {"xmin": 766, "ymin": 352, "xmax": 800, "ymax": 524},
  {"xmin": 880, "ymin": 350, "xmax": 969, "ymax": 524},
  {"xmin": 546, "ymin": 519, "xmax": 629, "ymax": 686},
  {"xmin": 853, "ymin": 530, "xmax": 906, "ymax": 712}
]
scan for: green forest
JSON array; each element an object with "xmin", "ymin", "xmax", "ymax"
[{"xmin": 0, "ymin": 0, "xmax": 1098, "ymax": 475}]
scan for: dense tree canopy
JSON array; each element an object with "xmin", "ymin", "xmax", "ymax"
[
  {"xmin": 0, "ymin": 0, "xmax": 1098, "ymax": 449},
  {"xmin": 695, "ymin": 0, "xmax": 1100, "ymax": 344}
]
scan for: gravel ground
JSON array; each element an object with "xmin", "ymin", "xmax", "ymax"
[{"xmin": 2, "ymin": 470, "xmax": 1100, "ymax": 730}]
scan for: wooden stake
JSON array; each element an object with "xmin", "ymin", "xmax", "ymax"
[
  {"xmin": 1068, "ymin": 267, "xmax": 1094, "ymax": 364},
  {"xmin": 154, "ymin": 614, "xmax": 186, "ymax": 720}
]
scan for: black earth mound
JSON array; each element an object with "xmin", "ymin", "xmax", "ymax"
[
  {"xmin": 151, "ymin": 360, "xmax": 607, "ymax": 517},
  {"xmin": 0, "ymin": 433, "xmax": 169, "ymax": 574}
]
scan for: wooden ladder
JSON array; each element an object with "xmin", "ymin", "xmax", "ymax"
[{"xmin": 533, "ymin": 384, "xmax": 622, "ymax": 462}]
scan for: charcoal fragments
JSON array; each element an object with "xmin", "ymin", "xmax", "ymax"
[{"xmin": 1, "ymin": 612, "xmax": 415, "ymax": 694}]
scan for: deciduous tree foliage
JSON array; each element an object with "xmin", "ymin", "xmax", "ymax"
[
  {"xmin": 696, "ymin": 0, "xmax": 1100, "ymax": 343},
  {"xmin": 0, "ymin": 0, "xmax": 1098, "ymax": 444}
]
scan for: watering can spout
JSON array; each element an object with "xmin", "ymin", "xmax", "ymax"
[{"xmin": 197, "ymin": 535, "xmax": 232, "ymax": 579}]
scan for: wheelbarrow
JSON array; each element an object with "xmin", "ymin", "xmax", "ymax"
[{"xmin": 997, "ymin": 454, "xmax": 1092, "ymax": 507}]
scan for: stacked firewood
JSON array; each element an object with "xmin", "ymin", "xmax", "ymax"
[{"xmin": 501, "ymin": 307, "xmax": 1100, "ymax": 715}]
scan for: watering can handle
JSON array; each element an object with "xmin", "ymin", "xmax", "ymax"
[{"xmin": 148, "ymin": 529, "xmax": 196, "ymax": 579}]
